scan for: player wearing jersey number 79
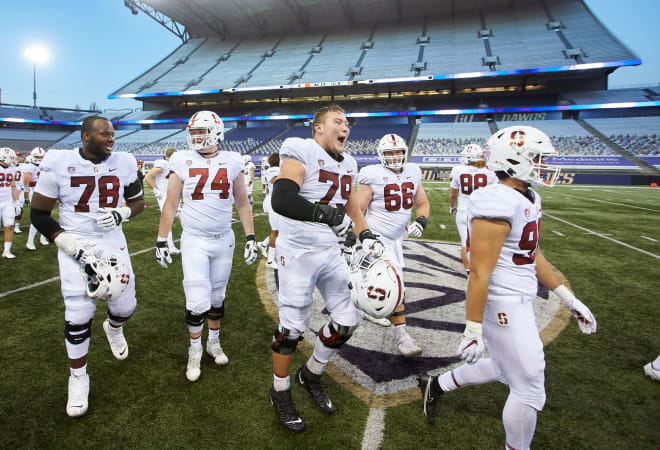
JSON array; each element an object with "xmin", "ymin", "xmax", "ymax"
[
  {"xmin": 417, "ymin": 126, "xmax": 596, "ymax": 450},
  {"xmin": 155, "ymin": 110, "xmax": 256, "ymax": 383}
]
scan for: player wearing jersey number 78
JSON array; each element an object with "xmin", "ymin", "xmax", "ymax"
[
  {"xmin": 155, "ymin": 110, "xmax": 256, "ymax": 383},
  {"xmin": 418, "ymin": 126, "xmax": 596, "ymax": 450}
]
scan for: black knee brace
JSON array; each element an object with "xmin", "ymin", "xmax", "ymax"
[
  {"xmin": 108, "ymin": 311, "xmax": 132, "ymax": 325},
  {"xmin": 186, "ymin": 309, "xmax": 207, "ymax": 327},
  {"xmin": 319, "ymin": 322, "xmax": 354, "ymax": 349},
  {"xmin": 207, "ymin": 305, "xmax": 225, "ymax": 321},
  {"xmin": 271, "ymin": 327, "xmax": 303, "ymax": 355},
  {"xmin": 64, "ymin": 319, "xmax": 93, "ymax": 345}
]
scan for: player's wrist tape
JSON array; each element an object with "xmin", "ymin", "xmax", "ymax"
[
  {"xmin": 464, "ymin": 320, "xmax": 482, "ymax": 336},
  {"xmin": 246, "ymin": 234, "xmax": 255, "ymax": 241},
  {"xmin": 415, "ymin": 216, "xmax": 428, "ymax": 229},
  {"xmin": 553, "ymin": 285, "xmax": 573, "ymax": 302}
]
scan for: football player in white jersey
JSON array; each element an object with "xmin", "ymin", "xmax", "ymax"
[
  {"xmin": 0, "ymin": 148, "xmax": 21, "ymax": 258},
  {"xmin": 258, "ymin": 152, "xmax": 281, "ymax": 269},
  {"xmin": 243, "ymin": 154, "xmax": 256, "ymax": 206},
  {"xmin": 29, "ymin": 116, "xmax": 145, "ymax": 417},
  {"xmin": 261, "ymin": 156, "xmax": 270, "ymax": 196},
  {"xmin": 418, "ymin": 126, "xmax": 597, "ymax": 449},
  {"xmin": 144, "ymin": 147, "xmax": 180, "ymax": 254},
  {"xmin": 268, "ymin": 105, "xmax": 384, "ymax": 433},
  {"xmin": 355, "ymin": 133, "xmax": 430, "ymax": 357},
  {"xmin": 24, "ymin": 146, "xmax": 50, "ymax": 249},
  {"xmin": 154, "ymin": 110, "xmax": 257, "ymax": 383},
  {"xmin": 449, "ymin": 144, "xmax": 498, "ymax": 272},
  {"xmin": 12, "ymin": 151, "xmax": 26, "ymax": 234}
]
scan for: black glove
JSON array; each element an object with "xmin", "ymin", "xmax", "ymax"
[
  {"xmin": 344, "ymin": 231, "xmax": 357, "ymax": 248},
  {"xmin": 312, "ymin": 203, "xmax": 346, "ymax": 226}
]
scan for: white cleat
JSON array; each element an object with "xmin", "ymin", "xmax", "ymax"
[
  {"xmin": 266, "ymin": 260, "xmax": 278, "ymax": 270},
  {"xmin": 361, "ymin": 312, "xmax": 391, "ymax": 327},
  {"xmin": 1, "ymin": 251, "xmax": 16, "ymax": 259},
  {"xmin": 40, "ymin": 236, "xmax": 49, "ymax": 246},
  {"xmin": 398, "ymin": 337, "xmax": 422, "ymax": 357},
  {"xmin": 258, "ymin": 242, "xmax": 269, "ymax": 258},
  {"xmin": 66, "ymin": 374, "xmax": 90, "ymax": 418},
  {"xmin": 14, "ymin": 227, "xmax": 22, "ymax": 234},
  {"xmin": 26, "ymin": 242, "xmax": 37, "ymax": 251},
  {"xmin": 103, "ymin": 319, "xmax": 128, "ymax": 360},
  {"xmin": 186, "ymin": 346, "xmax": 203, "ymax": 382},
  {"xmin": 644, "ymin": 361, "xmax": 660, "ymax": 382},
  {"xmin": 206, "ymin": 339, "xmax": 229, "ymax": 365},
  {"xmin": 169, "ymin": 246, "xmax": 181, "ymax": 255}
]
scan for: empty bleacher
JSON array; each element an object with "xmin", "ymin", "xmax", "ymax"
[
  {"xmin": 586, "ymin": 117, "xmax": 660, "ymax": 156},
  {"xmin": 413, "ymin": 122, "xmax": 492, "ymax": 155}
]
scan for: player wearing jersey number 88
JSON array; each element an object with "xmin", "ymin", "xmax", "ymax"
[
  {"xmin": 418, "ymin": 126, "xmax": 596, "ymax": 449},
  {"xmin": 29, "ymin": 116, "xmax": 145, "ymax": 417},
  {"xmin": 355, "ymin": 133, "xmax": 430, "ymax": 356},
  {"xmin": 156, "ymin": 110, "xmax": 256, "ymax": 383},
  {"xmin": 449, "ymin": 144, "xmax": 498, "ymax": 272}
]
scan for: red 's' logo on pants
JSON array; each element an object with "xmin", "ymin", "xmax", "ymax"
[{"xmin": 497, "ymin": 312, "xmax": 509, "ymax": 326}]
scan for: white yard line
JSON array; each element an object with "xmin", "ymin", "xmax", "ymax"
[
  {"xmin": 554, "ymin": 192, "xmax": 660, "ymax": 213},
  {"xmin": 551, "ymin": 230, "xmax": 565, "ymax": 236},
  {"xmin": 641, "ymin": 236, "xmax": 658, "ymax": 242},
  {"xmin": 440, "ymin": 224, "xmax": 446, "ymax": 230},
  {"xmin": 361, "ymin": 408, "xmax": 386, "ymax": 450},
  {"xmin": 544, "ymin": 213, "xmax": 660, "ymax": 260}
]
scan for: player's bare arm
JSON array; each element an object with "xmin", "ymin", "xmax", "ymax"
[
  {"xmin": 144, "ymin": 166, "xmax": 163, "ymax": 191},
  {"xmin": 232, "ymin": 171, "xmax": 254, "ymax": 235},
  {"xmin": 346, "ymin": 189, "xmax": 369, "ymax": 235},
  {"xmin": 466, "ymin": 218, "xmax": 510, "ymax": 323},
  {"xmin": 276, "ymin": 158, "xmax": 306, "ymax": 187},
  {"xmin": 23, "ymin": 172, "xmax": 32, "ymax": 201},
  {"xmin": 535, "ymin": 250, "xmax": 562, "ymax": 290},
  {"xmin": 157, "ymin": 173, "xmax": 182, "ymax": 238},
  {"xmin": 413, "ymin": 183, "xmax": 430, "ymax": 219},
  {"xmin": 449, "ymin": 188, "xmax": 458, "ymax": 214},
  {"xmin": 355, "ymin": 183, "xmax": 373, "ymax": 213}
]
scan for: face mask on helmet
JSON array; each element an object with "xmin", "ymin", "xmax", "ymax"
[
  {"xmin": 461, "ymin": 144, "xmax": 484, "ymax": 165},
  {"xmin": 79, "ymin": 253, "xmax": 131, "ymax": 302},
  {"xmin": 0, "ymin": 148, "xmax": 14, "ymax": 167},
  {"xmin": 348, "ymin": 250, "xmax": 403, "ymax": 319},
  {"xmin": 487, "ymin": 126, "xmax": 560, "ymax": 187},
  {"xmin": 30, "ymin": 147, "xmax": 45, "ymax": 165},
  {"xmin": 187, "ymin": 111, "xmax": 225, "ymax": 153},
  {"xmin": 377, "ymin": 134, "xmax": 407, "ymax": 170}
]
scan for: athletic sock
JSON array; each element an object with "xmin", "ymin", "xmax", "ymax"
[
  {"xmin": 273, "ymin": 374, "xmax": 290, "ymax": 392},
  {"xmin": 190, "ymin": 336, "xmax": 202, "ymax": 348}
]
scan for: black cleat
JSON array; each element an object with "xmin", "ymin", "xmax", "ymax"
[
  {"xmin": 295, "ymin": 365, "xmax": 336, "ymax": 415},
  {"xmin": 417, "ymin": 374, "xmax": 443, "ymax": 425},
  {"xmin": 269, "ymin": 386, "xmax": 306, "ymax": 433}
]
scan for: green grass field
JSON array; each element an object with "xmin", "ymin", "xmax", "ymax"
[{"xmin": 1, "ymin": 181, "xmax": 659, "ymax": 449}]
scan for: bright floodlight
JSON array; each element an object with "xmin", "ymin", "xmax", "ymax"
[{"xmin": 24, "ymin": 46, "xmax": 48, "ymax": 64}]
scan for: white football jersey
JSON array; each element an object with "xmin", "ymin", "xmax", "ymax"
[
  {"xmin": 152, "ymin": 158, "xmax": 170, "ymax": 192},
  {"xmin": 264, "ymin": 166, "xmax": 280, "ymax": 197},
  {"xmin": 278, "ymin": 137, "xmax": 358, "ymax": 249},
  {"xmin": 169, "ymin": 150, "xmax": 244, "ymax": 236},
  {"xmin": 13, "ymin": 163, "xmax": 26, "ymax": 194},
  {"xmin": 0, "ymin": 165, "xmax": 16, "ymax": 204},
  {"xmin": 450, "ymin": 165, "xmax": 498, "ymax": 211},
  {"xmin": 244, "ymin": 161, "xmax": 255, "ymax": 185},
  {"xmin": 24, "ymin": 162, "xmax": 41, "ymax": 190},
  {"xmin": 35, "ymin": 149, "xmax": 141, "ymax": 234},
  {"xmin": 467, "ymin": 183, "xmax": 542, "ymax": 298},
  {"xmin": 358, "ymin": 163, "xmax": 423, "ymax": 240}
]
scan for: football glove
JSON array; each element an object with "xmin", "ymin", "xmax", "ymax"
[
  {"xmin": 155, "ymin": 238, "xmax": 172, "ymax": 268},
  {"xmin": 359, "ymin": 229, "xmax": 384, "ymax": 259},
  {"xmin": 341, "ymin": 231, "xmax": 357, "ymax": 266},
  {"xmin": 332, "ymin": 212, "xmax": 353, "ymax": 238},
  {"xmin": 407, "ymin": 216, "xmax": 427, "ymax": 238},
  {"xmin": 312, "ymin": 203, "xmax": 346, "ymax": 226},
  {"xmin": 54, "ymin": 232, "xmax": 96, "ymax": 263},
  {"xmin": 14, "ymin": 201, "xmax": 22, "ymax": 217},
  {"xmin": 553, "ymin": 285, "xmax": 597, "ymax": 334},
  {"xmin": 96, "ymin": 206, "xmax": 131, "ymax": 231},
  {"xmin": 244, "ymin": 234, "xmax": 257, "ymax": 265},
  {"xmin": 458, "ymin": 320, "xmax": 484, "ymax": 364},
  {"xmin": 450, "ymin": 207, "xmax": 457, "ymax": 216}
]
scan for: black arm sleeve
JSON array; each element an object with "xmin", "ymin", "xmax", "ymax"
[
  {"xmin": 30, "ymin": 208, "xmax": 64, "ymax": 242},
  {"xmin": 271, "ymin": 178, "xmax": 316, "ymax": 221},
  {"xmin": 124, "ymin": 177, "xmax": 143, "ymax": 200}
]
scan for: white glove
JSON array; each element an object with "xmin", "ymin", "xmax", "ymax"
[
  {"xmin": 155, "ymin": 237, "xmax": 172, "ymax": 268},
  {"xmin": 96, "ymin": 206, "xmax": 131, "ymax": 231},
  {"xmin": 14, "ymin": 201, "xmax": 22, "ymax": 217},
  {"xmin": 458, "ymin": 320, "xmax": 484, "ymax": 364},
  {"xmin": 450, "ymin": 207, "xmax": 457, "ymax": 216},
  {"xmin": 54, "ymin": 232, "xmax": 96, "ymax": 263},
  {"xmin": 331, "ymin": 214, "xmax": 353, "ymax": 238},
  {"xmin": 244, "ymin": 235, "xmax": 257, "ymax": 265},
  {"xmin": 554, "ymin": 285, "xmax": 597, "ymax": 334},
  {"xmin": 153, "ymin": 189, "xmax": 164, "ymax": 201},
  {"xmin": 359, "ymin": 229, "xmax": 384, "ymax": 259},
  {"xmin": 407, "ymin": 216, "xmax": 427, "ymax": 238}
]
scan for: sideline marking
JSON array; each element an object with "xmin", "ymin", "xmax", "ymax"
[
  {"xmin": 554, "ymin": 192, "xmax": 660, "ymax": 212},
  {"xmin": 552, "ymin": 230, "xmax": 565, "ymax": 236},
  {"xmin": 641, "ymin": 236, "xmax": 658, "ymax": 242},
  {"xmin": 544, "ymin": 213, "xmax": 660, "ymax": 260}
]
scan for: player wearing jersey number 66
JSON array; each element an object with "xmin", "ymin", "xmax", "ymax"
[
  {"xmin": 417, "ymin": 126, "xmax": 596, "ymax": 450},
  {"xmin": 155, "ymin": 110, "xmax": 256, "ymax": 383}
]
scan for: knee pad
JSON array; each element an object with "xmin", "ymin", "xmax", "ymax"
[
  {"xmin": 186, "ymin": 309, "xmax": 207, "ymax": 327},
  {"xmin": 207, "ymin": 305, "xmax": 225, "ymax": 321},
  {"xmin": 107, "ymin": 311, "xmax": 132, "ymax": 327},
  {"xmin": 271, "ymin": 326, "xmax": 303, "ymax": 355},
  {"xmin": 64, "ymin": 319, "xmax": 93, "ymax": 345},
  {"xmin": 319, "ymin": 321, "xmax": 356, "ymax": 349}
]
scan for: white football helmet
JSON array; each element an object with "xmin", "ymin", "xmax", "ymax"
[
  {"xmin": 243, "ymin": 155, "xmax": 252, "ymax": 165},
  {"xmin": 79, "ymin": 253, "xmax": 130, "ymax": 302},
  {"xmin": 349, "ymin": 251, "xmax": 403, "ymax": 319},
  {"xmin": 187, "ymin": 110, "xmax": 224, "ymax": 153},
  {"xmin": 30, "ymin": 147, "xmax": 45, "ymax": 165},
  {"xmin": 377, "ymin": 133, "xmax": 407, "ymax": 170},
  {"xmin": 0, "ymin": 148, "xmax": 14, "ymax": 167},
  {"xmin": 487, "ymin": 125, "xmax": 559, "ymax": 187},
  {"xmin": 460, "ymin": 144, "xmax": 484, "ymax": 165},
  {"xmin": 261, "ymin": 156, "xmax": 270, "ymax": 171}
]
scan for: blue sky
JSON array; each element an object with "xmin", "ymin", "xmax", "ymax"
[{"xmin": 0, "ymin": 0, "xmax": 657, "ymax": 112}]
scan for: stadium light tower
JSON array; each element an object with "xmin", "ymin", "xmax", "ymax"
[{"xmin": 23, "ymin": 46, "xmax": 48, "ymax": 108}]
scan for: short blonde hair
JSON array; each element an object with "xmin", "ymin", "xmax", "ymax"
[
  {"xmin": 469, "ymin": 160, "xmax": 487, "ymax": 168},
  {"xmin": 165, "ymin": 147, "xmax": 176, "ymax": 159},
  {"xmin": 312, "ymin": 104, "xmax": 345, "ymax": 137}
]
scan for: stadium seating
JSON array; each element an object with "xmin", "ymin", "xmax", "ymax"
[
  {"xmin": 413, "ymin": 122, "xmax": 491, "ymax": 155},
  {"xmin": 586, "ymin": 117, "xmax": 660, "ymax": 156}
]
